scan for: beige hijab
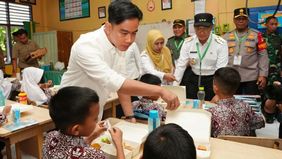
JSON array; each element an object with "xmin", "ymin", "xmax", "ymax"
[{"xmin": 145, "ymin": 29, "xmax": 173, "ymax": 73}]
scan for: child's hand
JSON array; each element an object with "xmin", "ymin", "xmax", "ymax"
[
  {"xmin": 2, "ymin": 105, "xmax": 11, "ymax": 116},
  {"xmin": 109, "ymin": 127, "xmax": 123, "ymax": 148},
  {"xmin": 94, "ymin": 121, "xmax": 107, "ymax": 136}
]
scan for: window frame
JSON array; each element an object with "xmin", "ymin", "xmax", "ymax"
[{"xmin": 0, "ymin": 0, "xmax": 32, "ymax": 64}]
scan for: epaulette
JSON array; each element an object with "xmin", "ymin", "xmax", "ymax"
[
  {"xmin": 185, "ymin": 36, "xmax": 194, "ymax": 42},
  {"xmin": 214, "ymin": 35, "xmax": 225, "ymax": 44}
]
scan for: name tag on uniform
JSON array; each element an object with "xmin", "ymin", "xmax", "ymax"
[
  {"xmin": 190, "ymin": 51, "xmax": 197, "ymax": 54},
  {"xmin": 233, "ymin": 55, "xmax": 242, "ymax": 65}
]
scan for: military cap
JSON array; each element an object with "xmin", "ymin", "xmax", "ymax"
[
  {"xmin": 194, "ymin": 13, "xmax": 213, "ymax": 27},
  {"xmin": 234, "ymin": 8, "xmax": 249, "ymax": 18}
]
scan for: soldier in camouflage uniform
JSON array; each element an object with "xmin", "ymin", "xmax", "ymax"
[
  {"xmin": 167, "ymin": 19, "xmax": 188, "ymax": 66},
  {"xmin": 166, "ymin": 19, "xmax": 190, "ymax": 87},
  {"xmin": 223, "ymin": 8, "xmax": 269, "ymax": 95},
  {"xmin": 261, "ymin": 16, "xmax": 282, "ymax": 130}
]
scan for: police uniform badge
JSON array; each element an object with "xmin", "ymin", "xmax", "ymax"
[
  {"xmin": 189, "ymin": 58, "xmax": 197, "ymax": 65},
  {"xmin": 229, "ymin": 48, "xmax": 234, "ymax": 55}
]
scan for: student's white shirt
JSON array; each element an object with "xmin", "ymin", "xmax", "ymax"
[
  {"xmin": 60, "ymin": 26, "xmax": 126, "ymax": 120},
  {"xmin": 174, "ymin": 34, "xmax": 228, "ymax": 84},
  {"xmin": 0, "ymin": 70, "xmax": 12, "ymax": 98},
  {"xmin": 124, "ymin": 42, "xmax": 141, "ymax": 80},
  {"xmin": 21, "ymin": 67, "xmax": 48, "ymax": 105}
]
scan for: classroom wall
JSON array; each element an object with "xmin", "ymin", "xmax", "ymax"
[{"xmin": 29, "ymin": 0, "xmax": 279, "ymax": 41}]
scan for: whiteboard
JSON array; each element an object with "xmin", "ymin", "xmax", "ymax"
[{"xmin": 135, "ymin": 22, "xmax": 174, "ymax": 52}]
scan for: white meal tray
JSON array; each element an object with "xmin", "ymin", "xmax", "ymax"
[
  {"xmin": 91, "ymin": 118, "xmax": 148, "ymax": 159},
  {"xmin": 165, "ymin": 109, "xmax": 212, "ymax": 159}
]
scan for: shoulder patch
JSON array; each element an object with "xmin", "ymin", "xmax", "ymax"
[
  {"xmin": 185, "ymin": 36, "xmax": 194, "ymax": 42},
  {"xmin": 214, "ymin": 35, "xmax": 225, "ymax": 44}
]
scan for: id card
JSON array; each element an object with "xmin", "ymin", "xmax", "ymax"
[{"xmin": 233, "ymin": 55, "xmax": 242, "ymax": 65}]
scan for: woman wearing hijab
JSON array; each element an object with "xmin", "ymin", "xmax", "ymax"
[
  {"xmin": 21, "ymin": 67, "xmax": 52, "ymax": 105},
  {"xmin": 140, "ymin": 29, "xmax": 175, "ymax": 85}
]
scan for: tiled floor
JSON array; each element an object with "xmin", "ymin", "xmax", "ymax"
[{"xmin": 257, "ymin": 120, "xmax": 280, "ymax": 138}]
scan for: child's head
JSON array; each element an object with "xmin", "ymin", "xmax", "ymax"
[
  {"xmin": 213, "ymin": 67, "xmax": 241, "ymax": 96},
  {"xmin": 140, "ymin": 74, "xmax": 161, "ymax": 100},
  {"xmin": 49, "ymin": 86, "xmax": 99, "ymax": 136},
  {"xmin": 142, "ymin": 123, "xmax": 196, "ymax": 159}
]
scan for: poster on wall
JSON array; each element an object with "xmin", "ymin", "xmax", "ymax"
[
  {"xmin": 258, "ymin": 11, "xmax": 282, "ymax": 29},
  {"xmin": 59, "ymin": 0, "xmax": 90, "ymax": 21}
]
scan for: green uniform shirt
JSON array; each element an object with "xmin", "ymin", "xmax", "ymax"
[
  {"xmin": 263, "ymin": 32, "xmax": 282, "ymax": 85},
  {"xmin": 166, "ymin": 33, "xmax": 188, "ymax": 65}
]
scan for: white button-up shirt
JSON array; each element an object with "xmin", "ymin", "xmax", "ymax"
[
  {"xmin": 174, "ymin": 34, "xmax": 228, "ymax": 83},
  {"xmin": 60, "ymin": 26, "xmax": 126, "ymax": 120},
  {"xmin": 124, "ymin": 42, "xmax": 142, "ymax": 80}
]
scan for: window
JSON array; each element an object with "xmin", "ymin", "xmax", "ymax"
[{"xmin": 0, "ymin": 1, "xmax": 32, "ymax": 64}]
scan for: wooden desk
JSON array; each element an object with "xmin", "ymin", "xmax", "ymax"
[
  {"xmin": 0, "ymin": 101, "xmax": 54, "ymax": 159},
  {"xmin": 210, "ymin": 138, "xmax": 282, "ymax": 159}
]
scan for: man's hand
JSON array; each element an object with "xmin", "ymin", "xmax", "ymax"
[
  {"xmin": 257, "ymin": 76, "xmax": 267, "ymax": 90},
  {"xmin": 160, "ymin": 89, "xmax": 180, "ymax": 110},
  {"xmin": 163, "ymin": 73, "xmax": 176, "ymax": 82}
]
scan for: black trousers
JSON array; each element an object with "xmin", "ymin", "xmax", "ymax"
[
  {"xmin": 237, "ymin": 80, "xmax": 260, "ymax": 95},
  {"xmin": 180, "ymin": 67, "xmax": 214, "ymax": 101},
  {"xmin": 279, "ymin": 123, "xmax": 282, "ymax": 139}
]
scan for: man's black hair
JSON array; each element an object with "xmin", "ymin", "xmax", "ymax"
[
  {"xmin": 140, "ymin": 74, "xmax": 161, "ymax": 85},
  {"xmin": 49, "ymin": 86, "xmax": 99, "ymax": 132},
  {"xmin": 16, "ymin": 29, "xmax": 28, "ymax": 36},
  {"xmin": 143, "ymin": 123, "xmax": 196, "ymax": 159},
  {"xmin": 108, "ymin": 0, "xmax": 143, "ymax": 25},
  {"xmin": 214, "ymin": 67, "xmax": 241, "ymax": 95}
]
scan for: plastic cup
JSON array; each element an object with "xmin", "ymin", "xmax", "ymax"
[{"xmin": 193, "ymin": 99, "xmax": 200, "ymax": 109}]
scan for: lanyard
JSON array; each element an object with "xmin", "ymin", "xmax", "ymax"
[
  {"xmin": 196, "ymin": 36, "xmax": 212, "ymax": 62},
  {"xmin": 234, "ymin": 31, "xmax": 248, "ymax": 48},
  {"xmin": 174, "ymin": 39, "xmax": 184, "ymax": 51},
  {"xmin": 196, "ymin": 36, "xmax": 212, "ymax": 87}
]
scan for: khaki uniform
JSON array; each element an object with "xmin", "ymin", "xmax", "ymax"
[
  {"xmin": 12, "ymin": 40, "xmax": 39, "ymax": 69},
  {"xmin": 223, "ymin": 29, "xmax": 269, "ymax": 82}
]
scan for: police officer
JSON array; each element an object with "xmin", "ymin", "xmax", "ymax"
[
  {"xmin": 223, "ymin": 8, "xmax": 269, "ymax": 95},
  {"xmin": 174, "ymin": 13, "xmax": 228, "ymax": 100},
  {"xmin": 261, "ymin": 16, "xmax": 282, "ymax": 125},
  {"xmin": 167, "ymin": 19, "xmax": 188, "ymax": 65}
]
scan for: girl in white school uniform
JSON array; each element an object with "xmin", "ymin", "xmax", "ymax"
[{"xmin": 21, "ymin": 67, "xmax": 52, "ymax": 105}]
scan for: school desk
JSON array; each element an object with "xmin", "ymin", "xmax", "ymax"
[{"xmin": 0, "ymin": 100, "xmax": 54, "ymax": 159}]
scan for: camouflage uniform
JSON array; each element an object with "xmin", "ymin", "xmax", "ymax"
[
  {"xmin": 263, "ymin": 32, "xmax": 282, "ymax": 85},
  {"xmin": 166, "ymin": 33, "xmax": 188, "ymax": 65}
]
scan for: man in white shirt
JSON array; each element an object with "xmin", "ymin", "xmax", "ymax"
[
  {"xmin": 60, "ymin": 1, "xmax": 179, "ymax": 121},
  {"xmin": 174, "ymin": 13, "xmax": 228, "ymax": 100},
  {"xmin": 124, "ymin": 42, "xmax": 141, "ymax": 80}
]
